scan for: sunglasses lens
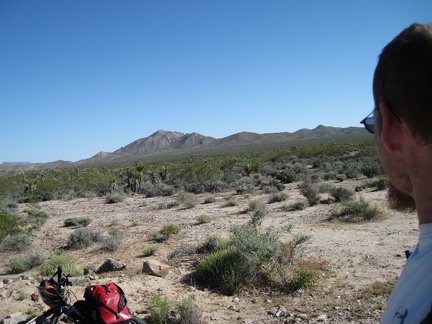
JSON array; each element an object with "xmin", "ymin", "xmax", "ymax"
[{"xmin": 366, "ymin": 116, "xmax": 374, "ymax": 133}]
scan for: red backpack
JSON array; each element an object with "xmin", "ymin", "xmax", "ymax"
[{"xmin": 84, "ymin": 283, "xmax": 132, "ymax": 324}]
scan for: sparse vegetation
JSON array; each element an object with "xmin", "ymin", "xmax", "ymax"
[
  {"xmin": 40, "ymin": 254, "xmax": 83, "ymax": 277},
  {"xmin": 196, "ymin": 214, "xmax": 212, "ymax": 224},
  {"xmin": 142, "ymin": 245, "xmax": 159, "ymax": 257},
  {"xmin": 330, "ymin": 196, "xmax": 381, "ymax": 222},
  {"xmin": 0, "ymin": 139, "xmax": 395, "ymax": 322},
  {"xmin": 194, "ymin": 204, "xmax": 313, "ymax": 295},
  {"xmin": 64, "ymin": 216, "xmax": 92, "ymax": 227},
  {"xmin": 66, "ymin": 228, "xmax": 103, "ymax": 249}
]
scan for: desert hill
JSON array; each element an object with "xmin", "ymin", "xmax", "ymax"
[{"xmin": 0, "ymin": 126, "xmax": 370, "ymax": 171}]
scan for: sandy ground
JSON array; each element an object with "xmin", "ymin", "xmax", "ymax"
[{"xmin": 0, "ymin": 180, "xmax": 419, "ymax": 323}]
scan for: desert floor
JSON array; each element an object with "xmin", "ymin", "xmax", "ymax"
[{"xmin": 0, "ymin": 179, "xmax": 418, "ymax": 323}]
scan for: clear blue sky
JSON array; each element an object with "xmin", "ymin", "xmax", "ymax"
[{"xmin": 1, "ymin": 1, "xmax": 431, "ymax": 163}]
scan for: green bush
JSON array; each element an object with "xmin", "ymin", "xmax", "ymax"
[
  {"xmin": 268, "ymin": 192, "xmax": 289, "ymax": 204},
  {"xmin": 66, "ymin": 228, "xmax": 103, "ymax": 249},
  {"xmin": 156, "ymin": 223, "xmax": 181, "ymax": 240},
  {"xmin": 376, "ymin": 176, "xmax": 389, "ymax": 190},
  {"xmin": 222, "ymin": 197, "xmax": 238, "ymax": 207},
  {"xmin": 177, "ymin": 295, "xmax": 202, "ymax": 324},
  {"xmin": 194, "ymin": 248, "xmax": 249, "ymax": 295},
  {"xmin": 331, "ymin": 197, "xmax": 381, "ymax": 222},
  {"xmin": 1, "ymin": 233, "xmax": 32, "ymax": 252},
  {"xmin": 105, "ymin": 192, "xmax": 126, "ymax": 204},
  {"xmin": 64, "ymin": 216, "xmax": 92, "ymax": 227},
  {"xmin": 203, "ymin": 196, "xmax": 216, "ymax": 204},
  {"xmin": 199, "ymin": 234, "xmax": 230, "ymax": 253},
  {"xmin": 142, "ymin": 245, "xmax": 158, "ymax": 257},
  {"xmin": 196, "ymin": 214, "xmax": 212, "ymax": 224},
  {"xmin": 8, "ymin": 251, "xmax": 45, "ymax": 274},
  {"xmin": 149, "ymin": 295, "xmax": 171, "ymax": 324},
  {"xmin": 40, "ymin": 254, "xmax": 83, "ymax": 277},
  {"xmin": 299, "ymin": 181, "xmax": 320, "ymax": 206},
  {"xmin": 330, "ymin": 187, "xmax": 355, "ymax": 203},
  {"xmin": 178, "ymin": 192, "xmax": 198, "ymax": 209}
]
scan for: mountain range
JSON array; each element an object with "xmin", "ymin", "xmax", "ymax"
[{"xmin": 0, "ymin": 125, "xmax": 370, "ymax": 171}]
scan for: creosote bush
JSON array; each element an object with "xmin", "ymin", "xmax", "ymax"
[
  {"xmin": 64, "ymin": 216, "xmax": 92, "ymax": 227},
  {"xmin": 66, "ymin": 227, "xmax": 103, "ymax": 249},
  {"xmin": 194, "ymin": 204, "xmax": 313, "ymax": 295},
  {"xmin": 105, "ymin": 192, "xmax": 126, "ymax": 204},
  {"xmin": 330, "ymin": 187, "xmax": 355, "ymax": 203},
  {"xmin": 330, "ymin": 196, "xmax": 381, "ymax": 222},
  {"xmin": 196, "ymin": 214, "xmax": 212, "ymax": 224},
  {"xmin": 8, "ymin": 251, "xmax": 45, "ymax": 274},
  {"xmin": 40, "ymin": 253, "xmax": 83, "ymax": 277}
]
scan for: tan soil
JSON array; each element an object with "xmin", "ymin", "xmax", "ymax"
[{"xmin": 0, "ymin": 180, "xmax": 418, "ymax": 323}]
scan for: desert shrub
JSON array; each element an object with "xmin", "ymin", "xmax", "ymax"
[
  {"xmin": 142, "ymin": 245, "xmax": 158, "ymax": 257},
  {"xmin": 275, "ymin": 169, "xmax": 298, "ymax": 184},
  {"xmin": 199, "ymin": 234, "xmax": 230, "ymax": 253},
  {"xmin": 268, "ymin": 192, "xmax": 289, "ymax": 204},
  {"xmin": 236, "ymin": 182, "xmax": 255, "ymax": 194},
  {"xmin": 248, "ymin": 202, "xmax": 267, "ymax": 229},
  {"xmin": 40, "ymin": 253, "xmax": 83, "ymax": 277},
  {"xmin": 101, "ymin": 236, "xmax": 122, "ymax": 252},
  {"xmin": 299, "ymin": 181, "xmax": 320, "ymax": 206},
  {"xmin": 222, "ymin": 197, "xmax": 238, "ymax": 207},
  {"xmin": 131, "ymin": 219, "xmax": 140, "ymax": 226},
  {"xmin": 144, "ymin": 182, "xmax": 174, "ymax": 197},
  {"xmin": 330, "ymin": 187, "xmax": 355, "ymax": 203},
  {"xmin": 149, "ymin": 230, "xmax": 166, "ymax": 243},
  {"xmin": 160, "ymin": 223, "xmax": 181, "ymax": 236},
  {"xmin": 178, "ymin": 192, "xmax": 199, "ymax": 209},
  {"xmin": 1, "ymin": 233, "xmax": 32, "ymax": 252},
  {"xmin": 79, "ymin": 190, "xmax": 98, "ymax": 199},
  {"xmin": 101, "ymin": 226, "xmax": 124, "ymax": 251},
  {"xmin": 194, "ymin": 247, "xmax": 249, "ymax": 295},
  {"xmin": 66, "ymin": 228, "xmax": 103, "ymax": 249},
  {"xmin": 194, "ymin": 206, "xmax": 314, "ymax": 295},
  {"xmin": 8, "ymin": 251, "xmax": 45, "ymax": 274},
  {"xmin": 23, "ymin": 205, "xmax": 48, "ymax": 229},
  {"xmin": 105, "ymin": 192, "xmax": 126, "ymax": 204},
  {"xmin": 283, "ymin": 200, "xmax": 309, "ymax": 211},
  {"xmin": 8, "ymin": 256, "xmax": 28, "ymax": 274},
  {"xmin": 149, "ymin": 295, "xmax": 171, "ymax": 324},
  {"xmin": 196, "ymin": 214, "xmax": 212, "ymax": 224},
  {"xmin": 318, "ymin": 183, "xmax": 333, "ymax": 193},
  {"xmin": 203, "ymin": 196, "xmax": 216, "ymax": 204},
  {"xmin": 177, "ymin": 295, "xmax": 203, "ymax": 324},
  {"xmin": 168, "ymin": 244, "xmax": 197, "ymax": 259},
  {"xmin": 360, "ymin": 159, "xmax": 383, "ymax": 178},
  {"xmin": 335, "ymin": 173, "xmax": 347, "ymax": 182},
  {"xmin": 64, "ymin": 216, "xmax": 92, "ymax": 227},
  {"xmin": 375, "ymin": 176, "xmax": 389, "ymax": 190},
  {"xmin": 330, "ymin": 197, "xmax": 381, "ymax": 222}
]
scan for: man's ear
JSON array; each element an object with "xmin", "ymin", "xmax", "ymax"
[{"xmin": 379, "ymin": 102, "xmax": 403, "ymax": 154}]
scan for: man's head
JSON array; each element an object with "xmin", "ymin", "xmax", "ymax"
[
  {"xmin": 369, "ymin": 23, "xmax": 432, "ymax": 212},
  {"xmin": 373, "ymin": 23, "xmax": 432, "ymax": 144}
]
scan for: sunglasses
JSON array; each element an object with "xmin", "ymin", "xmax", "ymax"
[
  {"xmin": 360, "ymin": 111, "xmax": 375, "ymax": 134},
  {"xmin": 360, "ymin": 102, "xmax": 402, "ymax": 134}
]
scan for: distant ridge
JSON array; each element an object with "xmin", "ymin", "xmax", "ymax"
[{"xmin": 0, "ymin": 125, "xmax": 370, "ymax": 171}]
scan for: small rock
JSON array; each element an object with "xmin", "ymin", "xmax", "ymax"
[
  {"xmin": 296, "ymin": 313, "xmax": 308, "ymax": 320},
  {"xmin": 228, "ymin": 305, "xmax": 240, "ymax": 313},
  {"xmin": 142, "ymin": 259, "xmax": 170, "ymax": 278},
  {"xmin": 1, "ymin": 312, "xmax": 27, "ymax": 324},
  {"xmin": 317, "ymin": 314, "xmax": 328, "ymax": 322},
  {"xmin": 31, "ymin": 292, "xmax": 39, "ymax": 302},
  {"xmin": 95, "ymin": 258, "xmax": 126, "ymax": 274},
  {"xmin": 232, "ymin": 297, "xmax": 240, "ymax": 303}
]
